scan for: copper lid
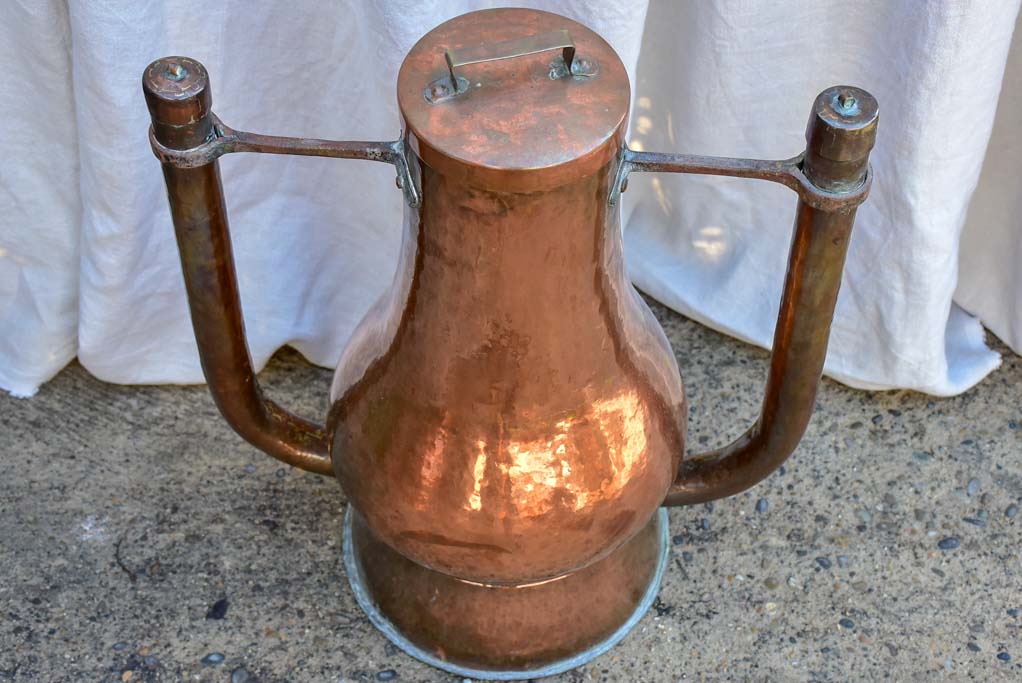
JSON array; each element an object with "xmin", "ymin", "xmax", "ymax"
[{"xmin": 397, "ymin": 8, "xmax": 630, "ymax": 192}]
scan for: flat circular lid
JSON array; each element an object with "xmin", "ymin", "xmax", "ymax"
[{"xmin": 397, "ymin": 8, "xmax": 630, "ymax": 191}]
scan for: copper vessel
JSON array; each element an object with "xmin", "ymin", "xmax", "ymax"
[{"xmin": 143, "ymin": 8, "xmax": 876, "ymax": 679}]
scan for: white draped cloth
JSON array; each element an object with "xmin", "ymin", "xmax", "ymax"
[{"xmin": 2, "ymin": 1, "xmax": 1020, "ymax": 397}]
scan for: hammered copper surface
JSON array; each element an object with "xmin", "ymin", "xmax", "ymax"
[
  {"xmin": 328, "ymin": 159, "xmax": 685, "ymax": 584},
  {"xmin": 349, "ymin": 508, "xmax": 661, "ymax": 671}
]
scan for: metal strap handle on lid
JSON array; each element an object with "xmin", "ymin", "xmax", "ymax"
[
  {"xmin": 446, "ymin": 29, "xmax": 575, "ymax": 87},
  {"xmin": 426, "ymin": 29, "xmax": 598, "ymax": 103}
]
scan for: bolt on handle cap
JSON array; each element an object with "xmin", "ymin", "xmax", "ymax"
[
  {"xmin": 143, "ymin": 57, "xmax": 213, "ymax": 149},
  {"xmin": 804, "ymin": 86, "xmax": 878, "ymax": 192}
]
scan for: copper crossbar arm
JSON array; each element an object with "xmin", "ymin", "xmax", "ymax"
[
  {"xmin": 610, "ymin": 151, "xmax": 868, "ymax": 213},
  {"xmin": 148, "ymin": 117, "xmax": 420, "ymax": 208}
]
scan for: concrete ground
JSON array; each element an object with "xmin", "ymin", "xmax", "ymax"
[{"xmin": 2, "ymin": 300, "xmax": 1020, "ymax": 682}]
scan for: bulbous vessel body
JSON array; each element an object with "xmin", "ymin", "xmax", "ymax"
[{"xmin": 328, "ymin": 159, "xmax": 687, "ymax": 584}]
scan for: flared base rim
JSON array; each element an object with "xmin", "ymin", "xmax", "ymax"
[{"xmin": 341, "ymin": 507, "xmax": 669, "ymax": 681}]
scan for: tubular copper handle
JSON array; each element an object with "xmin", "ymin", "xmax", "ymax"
[
  {"xmin": 636, "ymin": 86, "xmax": 879, "ymax": 506},
  {"xmin": 142, "ymin": 56, "xmax": 409, "ymax": 477}
]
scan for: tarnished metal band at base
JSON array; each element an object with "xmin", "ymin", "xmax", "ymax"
[{"xmin": 342, "ymin": 507, "xmax": 670, "ymax": 681}]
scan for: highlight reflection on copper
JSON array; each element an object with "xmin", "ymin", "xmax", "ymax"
[
  {"xmin": 459, "ymin": 389, "xmax": 653, "ymax": 519},
  {"xmin": 414, "ymin": 426, "xmax": 449, "ymax": 512},
  {"xmin": 466, "ymin": 440, "xmax": 487, "ymax": 512}
]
